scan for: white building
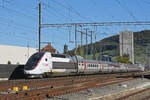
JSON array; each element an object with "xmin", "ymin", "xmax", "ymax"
[{"xmin": 0, "ymin": 45, "xmax": 37, "ymax": 64}]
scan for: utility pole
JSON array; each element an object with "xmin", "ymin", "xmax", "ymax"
[
  {"xmin": 89, "ymin": 31, "xmax": 93, "ymax": 59},
  {"xmin": 38, "ymin": 2, "xmax": 42, "ymax": 52},
  {"xmin": 76, "ymin": 30, "xmax": 83, "ymax": 57},
  {"xmin": 94, "ymin": 32, "xmax": 97, "ymax": 59},
  {"xmin": 81, "ymin": 31, "xmax": 83, "ymax": 57},
  {"xmin": 68, "ymin": 26, "xmax": 74, "ymax": 43},
  {"xmin": 27, "ymin": 41, "xmax": 29, "ymax": 59},
  {"xmin": 78, "ymin": 25, "xmax": 83, "ymax": 57},
  {"xmin": 75, "ymin": 24, "xmax": 77, "ymax": 54},
  {"xmin": 78, "ymin": 28, "xmax": 91, "ymax": 59}
]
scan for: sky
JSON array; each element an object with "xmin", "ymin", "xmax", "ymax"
[{"xmin": 0, "ymin": 0, "xmax": 150, "ymax": 53}]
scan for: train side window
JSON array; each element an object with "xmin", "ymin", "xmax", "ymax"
[
  {"xmin": 51, "ymin": 53, "xmax": 66, "ymax": 58},
  {"xmin": 45, "ymin": 58, "xmax": 47, "ymax": 62}
]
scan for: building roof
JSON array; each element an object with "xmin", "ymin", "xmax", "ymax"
[{"xmin": 41, "ymin": 43, "xmax": 59, "ymax": 53}]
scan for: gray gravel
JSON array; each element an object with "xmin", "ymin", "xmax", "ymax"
[{"xmin": 43, "ymin": 78, "xmax": 150, "ymax": 100}]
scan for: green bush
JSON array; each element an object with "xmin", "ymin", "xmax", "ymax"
[
  {"xmin": 8, "ymin": 61, "xmax": 11, "ymax": 64},
  {"xmin": 117, "ymin": 54, "xmax": 132, "ymax": 64}
]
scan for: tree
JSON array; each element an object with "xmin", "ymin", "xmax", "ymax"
[
  {"xmin": 8, "ymin": 61, "xmax": 11, "ymax": 64},
  {"xmin": 92, "ymin": 45, "xmax": 96, "ymax": 60},
  {"xmin": 117, "ymin": 54, "xmax": 132, "ymax": 64},
  {"xmin": 82, "ymin": 47, "xmax": 86, "ymax": 59},
  {"xmin": 76, "ymin": 46, "xmax": 81, "ymax": 56},
  {"xmin": 63, "ymin": 44, "xmax": 68, "ymax": 54}
]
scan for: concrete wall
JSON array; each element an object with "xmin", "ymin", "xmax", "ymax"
[
  {"xmin": 0, "ymin": 64, "xmax": 17, "ymax": 78},
  {"xmin": 0, "ymin": 64, "xmax": 24, "ymax": 79},
  {"xmin": 0, "ymin": 45, "xmax": 37, "ymax": 64},
  {"xmin": 148, "ymin": 55, "xmax": 150, "ymax": 70},
  {"xmin": 119, "ymin": 30, "xmax": 134, "ymax": 64}
]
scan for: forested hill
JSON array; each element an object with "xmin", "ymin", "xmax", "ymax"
[{"xmin": 68, "ymin": 30, "xmax": 150, "ymax": 64}]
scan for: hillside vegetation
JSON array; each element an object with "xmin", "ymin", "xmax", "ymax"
[{"xmin": 68, "ymin": 30, "xmax": 150, "ymax": 64}]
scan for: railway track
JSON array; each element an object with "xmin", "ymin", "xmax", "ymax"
[
  {"xmin": 114, "ymin": 86, "xmax": 150, "ymax": 100},
  {"xmin": 0, "ymin": 72, "xmax": 146, "ymax": 100}
]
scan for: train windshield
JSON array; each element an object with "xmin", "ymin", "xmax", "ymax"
[{"xmin": 25, "ymin": 52, "xmax": 45, "ymax": 70}]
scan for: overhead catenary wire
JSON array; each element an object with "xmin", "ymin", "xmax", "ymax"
[
  {"xmin": 0, "ymin": 16, "xmax": 37, "ymax": 30},
  {"xmin": 47, "ymin": 0, "xmax": 94, "ymax": 22},
  {"xmin": 88, "ymin": 0, "xmax": 115, "ymax": 22},
  {"xmin": 115, "ymin": 0, "xmax": 137, "ymax": 22},
  {"xmin": 0, "ymin": 32, "xmax": 37, "ymax": 43},
  {"xmin": 42, "ymin": 1, "xmax": 82, "ymax": 22},
  {"xmin": 0, "ymin": 20, "xmax": 37, "ymax": 36},
  {"xmin": 0, "ymin": 0, "xmax": 38, "ymax": 37},
  {"xmin": 143, "ymin": 0, "xmax": 150, "ymax": 5},
  {"xmin": 42, "ymin": 21, "xmax": 150, "ymax": 28},
  {"xmin": 2, "ymin": 0, "xmax": 39, "ymax": 17},
  {"xmin": 0, "ymin": 5, "xmax": 37, "ymax": 21},
  {"xmin": 0, "ymin": 19, "xmax": 37, "ymax": 35},
  {"xmin": 42, "ymin": 2, "xmax": 73, "ymax": 21}
]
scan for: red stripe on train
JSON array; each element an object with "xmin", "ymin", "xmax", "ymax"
[
  {"xmin": 84, "ymin": 61, "xmax": 86, "ymax": 72},
  {"xmin": 101, "ymin": 62, "xmax": 104, "ymax": 71}
]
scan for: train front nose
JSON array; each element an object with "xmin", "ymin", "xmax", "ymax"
[
  {"xmin": 24, "ymin": 52, "xmax": 45, "ymax": 71},
  {"xmin": 24, "ymin": 66, "xmax": 39, "ymax": 78}
]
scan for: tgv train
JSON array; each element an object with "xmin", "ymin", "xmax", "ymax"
[{"xmin": 24, "ymin": 52, "xmax": 144, "ymax": 78}]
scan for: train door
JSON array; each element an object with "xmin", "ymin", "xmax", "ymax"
[
  {"xmin": 39, "ymin": 53, "xmax": 51, "ymax": 73},
  {"xmin": 78, "ymin": 62, "xmax": 82, "ymax": 73},
  {"xmin": 47, "ymin": 53, "xmax": 52, "ymax": 71}
]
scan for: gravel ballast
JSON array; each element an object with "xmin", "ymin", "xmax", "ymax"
[{"xmin": 44, "ymin": 78, "xmax": 150, "ymax": 100}]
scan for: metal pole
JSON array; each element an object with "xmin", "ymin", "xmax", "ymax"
[
  {"xmin": 148, "ymin": 54, "xmax": 150, "ymax": 70},
  {"xmin": 94, "ymin": 32, "xmax": 97, "ymax": 59},
  {"xmin": 81, "ymin": 31, "xmax": 83, "ymax": 57},
  {"xmin": 85, "ymin": 28, "xmax": 88, "ymax": 59},
  {"xmin": 90, "ymin": 31, "xmax": 93, "ymax": 59},
  {"xmin": 38, "ymin": 2, "xmax": 42, "ymax": 52}
]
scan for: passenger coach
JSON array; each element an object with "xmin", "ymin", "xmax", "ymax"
[{"xmin": 24, "ymin": 52, "xmax": 144, "ymax": 78}]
